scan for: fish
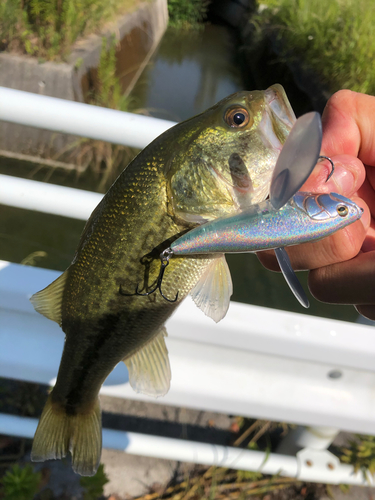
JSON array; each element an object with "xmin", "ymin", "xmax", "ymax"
[{"xmin": 29, "ymin": 84, "xmax": 296, "ymax": 476}]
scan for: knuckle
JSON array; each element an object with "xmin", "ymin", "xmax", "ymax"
[
  {"xmin": 308, "ymin": 267, "xmax": 333, "ymax": 302},
  {"xmin": 327, "ymin": 227, "xmax": 362, "ymax": 263}
]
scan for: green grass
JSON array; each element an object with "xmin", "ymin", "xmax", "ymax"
[
  {"xmin": 0, "ymin": 0, "xmax": 141, "ymax": 60},
  {"xmin": 167, "ymin": 0, "xmax": 210, "ymax": 29},
  {"xmin": 251, "ymin": 0, "xmax": 375, "ymax": 95}
]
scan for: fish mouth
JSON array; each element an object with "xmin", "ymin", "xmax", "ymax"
[
  {"xmin": 265, "ymin": 84, "xmax": 296, "ymax": 131},
  {"xmin": 257, "ymin": 85, "xmax": 296, "ymax": 155}
]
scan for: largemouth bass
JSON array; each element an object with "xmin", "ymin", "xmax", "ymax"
[{"xmin": 30, "ymin": 84, "xmax": 295, "ymax": 475}]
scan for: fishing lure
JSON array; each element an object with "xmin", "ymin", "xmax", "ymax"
[
  {"xmin": 169, "ymin": 192, "xmax": 362, "ymax": 255},
  {"xmin": 167, "ymin": 191, "xmax": 363, "ymax": 305}
]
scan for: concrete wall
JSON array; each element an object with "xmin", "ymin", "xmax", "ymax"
[{"xmin": 0, "ymin": 0, "xmax": 168, "ymax": 159}]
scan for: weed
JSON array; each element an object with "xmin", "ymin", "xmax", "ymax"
[
  {"xmin": 251, "ymin": 0, "xmax": 375, "ymax": 95},
  {"xmin": 21, "ymin": 251, "xmax": 48, "ymax": 266},
  {"xmin": 0, "ymin": 0, "xmax": 140, "ymax": 60},
  {"xmin": 340, "ymin": 434, "xmax": 375, "ymax": 477},
  {"xmin": 80, "ymin": 463, "xmax": 109, "ymax": 500},
  {"xmin": 0, "ymin": 463, "xmax": 41, "ymax": 500},
  {"xmin": 62, "ymin": 36, "xmax": 138, "ymax": 191},
  {"xmin": 168, "ymin": 0, "xmax": 210, "ymax": 29}
]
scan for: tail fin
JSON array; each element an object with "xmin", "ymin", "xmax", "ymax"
[{"xmin": 31, "ymin": 394, "xmax": 102, "ymax": 476}]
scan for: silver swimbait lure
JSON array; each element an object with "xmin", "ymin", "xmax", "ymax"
[
  {"xmin": 145, "ymin": 111, "xmax": 360, "ymax": 310},
  {"xmin": 166, "ymin": 192, "xmax": 363, "ymax": 309},
  {"xmin": 169, "ymin": 192, "xmax": 363, "ymax": 254}
]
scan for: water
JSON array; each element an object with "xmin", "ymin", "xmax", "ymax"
[
  {"xmin": 129, "ymin": 25, "xmax": 244, "ymax": 121},
  {"xmin": 0, "ymin": 24, "xmax": 359, "ymax": 322}
]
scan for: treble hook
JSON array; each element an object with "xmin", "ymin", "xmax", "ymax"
[
  {"xmin": 135, "ymin": 248, "xmax": 178, "ymax": 303},
  {"xmin": 318, "ymin": 155, "xmax": 335, "ymax": 182}
]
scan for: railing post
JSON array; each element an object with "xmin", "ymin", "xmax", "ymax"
[{"xmin": 277, "ymin": 426, "xmax": 339, "ymax": 455}]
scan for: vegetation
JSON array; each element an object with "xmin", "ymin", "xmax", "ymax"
[
  {"xmin": 167, "ymin": 0, "xmax": 210, "ymax": 29},
  {"xmin": 251, "ymin": 0, "xmax": 375, "ymax": 95},
  {"xmin": 0, "ymin": 0, "xmax": 139, "ymax": 60},
  {"xmin": 80, "ymin": 464, "xmax": 109, "ymax": 500},
  {"xmin": 63, "ymin": 36, "xmax": 138, "ymax": 191},
  {"xmin": 0, "ymin": 464, "xmax": 41, "ymax": 500},
  {"xmin": 0, "ymin": 462, "xmax": 109, "ymax": 500},
  {"xmin": 340, "ymin": 434, "xmax": 375, "ymax": 477}
]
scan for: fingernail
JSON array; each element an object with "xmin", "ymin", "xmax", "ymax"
[{"xmin": 330, "ymin": 163, "xmax": 357, "ymax": 194}]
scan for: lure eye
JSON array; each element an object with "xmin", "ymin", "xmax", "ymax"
[
  {"xmin": 224, "ymin": 107, "xmax": 250, "ymax": 128},
  {"xmin": 337, "ymin": 205, "xmax": 349, "ymax": 217}
]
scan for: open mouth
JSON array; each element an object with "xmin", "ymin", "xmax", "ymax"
[
  {"xmin": 265, "ymin": 84, "xmax": 296, "ymax": 130},
  {"xmin": 258, "ymin": 85, "xmax": 296, "ymax": 153}
]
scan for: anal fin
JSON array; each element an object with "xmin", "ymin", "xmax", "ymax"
[
  {"xmin": 123, "ymin": 327, "xmax": 171, "ymax": 398},
  {"xmin": 190, "ymin": 255, "xmax": 233, "ymax": 323}
]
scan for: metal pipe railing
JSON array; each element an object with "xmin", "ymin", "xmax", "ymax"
[
  {"xmin": 0, "ymin": 412, "xmax": 370, "ymax": 485},
  {"xmin": 0, "ymin": 86, "xmax": 176, "ymax": 149},
  {"xmin": 0, "ymin": 174, "xmax": 101, "ymax": 220}
]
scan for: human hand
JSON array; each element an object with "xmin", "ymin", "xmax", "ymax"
[{"xmin": 258, "ymin": 90, "xmax": 374, "ymax": 320}]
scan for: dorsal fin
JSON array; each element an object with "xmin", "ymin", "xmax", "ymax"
[
  {"xmin": 123, "ymin": 327, "xmax": 171, "ymax": 398},
  {"xmin": 190, "ymin": 255, "xmax": 233, "ymax": 323},
  {"xmin": 30, "ymin": 271, "xmax": 68, "ymax": 326}
]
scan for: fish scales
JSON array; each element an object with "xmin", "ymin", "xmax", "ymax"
[{"xmin": 29, "ymin": 85, "xmax": 296, "ymax": 475}]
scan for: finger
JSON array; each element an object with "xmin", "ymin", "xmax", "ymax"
[
  {"xmin": 308, "ymin": 251, "xmax": 375, "ymax": 305},
  {"xmin": 322, "ymin": 90, "xmax": 375, "ymax": 166},
  {"xmin": 357, "ymin": 169, "xmax": 375, "ymax": 216},
  {"xmin": 367, "ymin": 164, "xmax": 375, "ymax": 191},
  {"xmin": 301, "ymin": 155, "xmax": 365, "ymax": 195},
  {"xmin": 362, "ymin": 223, "xmax": 375, "ymax": 252},
  {"xmin": 355, "ymin": 305, "xmax": 375, "ymax": 322},
  {"xmin": 257, "ymin": 196, "xmax": 370, "ymax": 271}
]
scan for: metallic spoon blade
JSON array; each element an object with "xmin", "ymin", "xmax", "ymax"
[
  {"xmin": 274, "ymin": 247, "xmax": 310, "ymax": 308},
  {"xmin": 270, "ymin": 112, "xmax": 322, "ymax": 210}
]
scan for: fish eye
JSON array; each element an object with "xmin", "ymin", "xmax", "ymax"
[
  {"xmin": 337, "ymin": 205, "xmax": 349, "ymax": 217},
  {"xmin": 224, "ymin": 107, "xmax": 250, "ymax": 128}
]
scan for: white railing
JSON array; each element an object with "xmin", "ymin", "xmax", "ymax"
[
  {"xmin": 0, "ymin": 88, "xmax": 374, "ymax": 485},
  {"xmin": 0, "ymin": 86, "xmax": 176, "ymax": 149}
]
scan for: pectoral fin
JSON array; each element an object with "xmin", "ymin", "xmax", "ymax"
[
  {"xmin": 30, "ymin": 270, "xmax": 68, "ymax": 325},
  {"xmin": 124, "ymin": 327, "xmax": 171, "ymax": 398},
  {"xmin": 275, "ymin": 247, "xmax": 309, "ymax": 308},
  {"xmin": 190, "ymin": 255, "xmax": 233, "ymax": 323}
]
